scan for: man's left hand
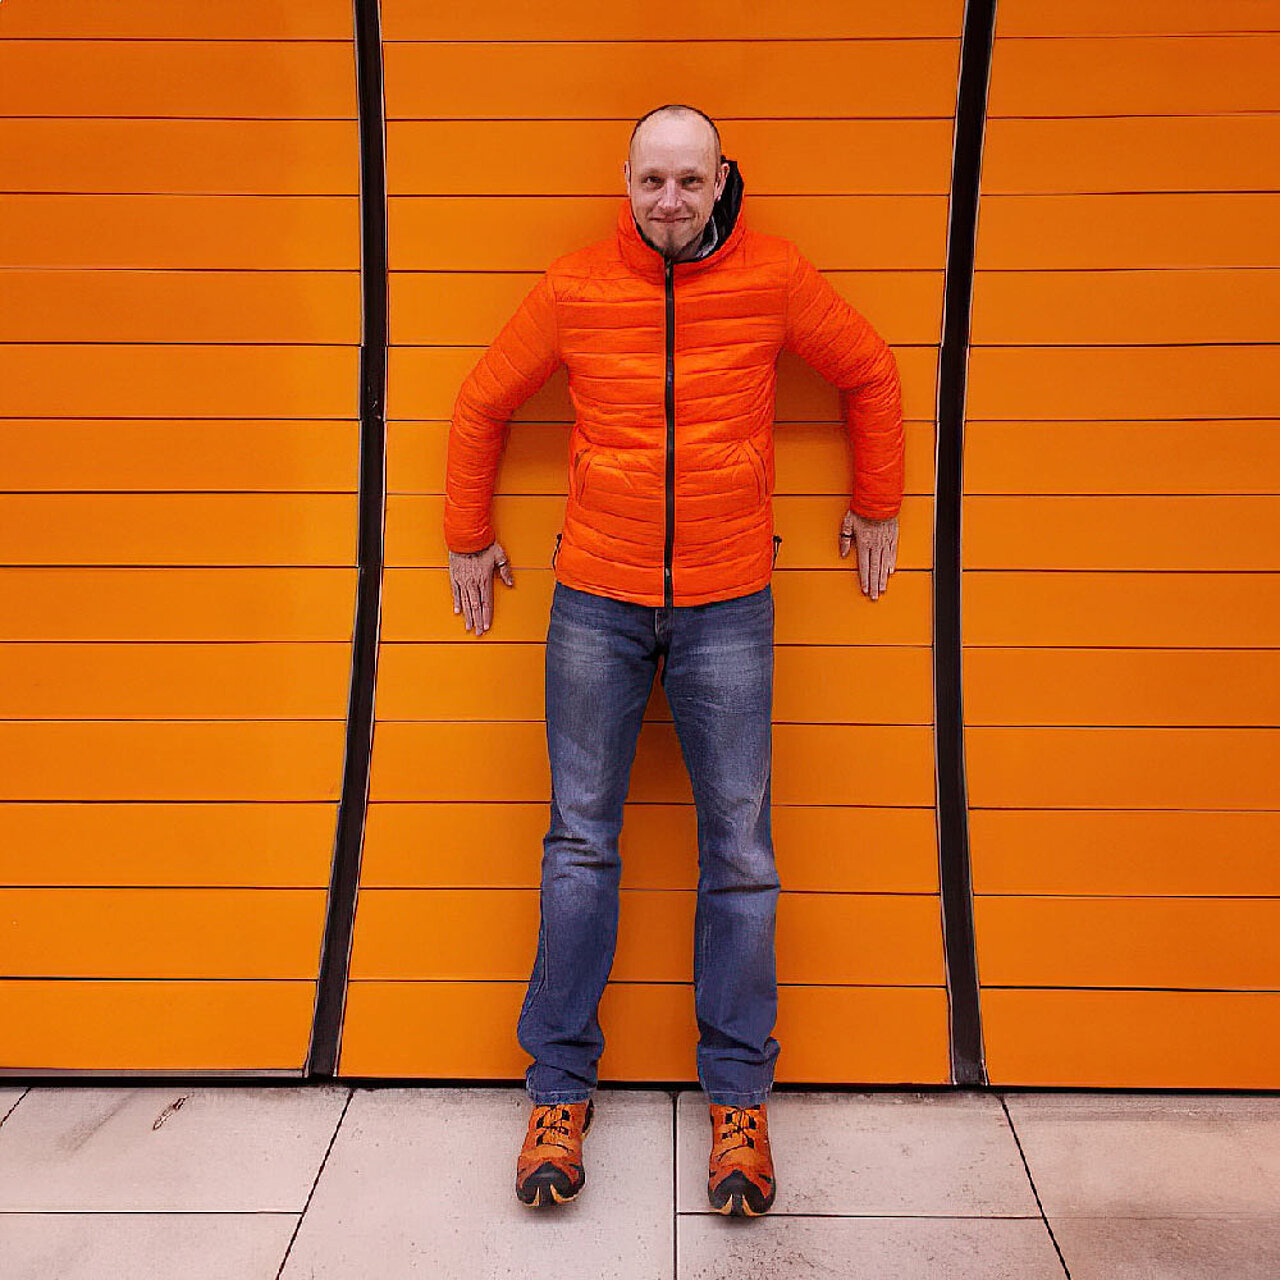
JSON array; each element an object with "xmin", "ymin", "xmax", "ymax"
[{"xmin": 839, "ymin": 509, "xmax": 898, "ymax": 601}]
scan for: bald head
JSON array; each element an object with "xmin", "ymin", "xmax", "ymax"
[{"xmin": 624, "ymin": 104, "xmax": 728, "ymax": 261}]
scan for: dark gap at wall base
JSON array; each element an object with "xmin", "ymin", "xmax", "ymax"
[
  {"xmin": 307, "ymin": 0, "xmax": 388, "ymax": 1079},
  {"xmin": 933, "ymin": 0, "xmax": 997, "ymax": 1086}
]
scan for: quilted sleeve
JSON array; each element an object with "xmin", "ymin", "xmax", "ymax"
[
  {"xmin": 783, "ymin": 243, "xmax": 905, "ymax": 519},
  {"xmin": 443, "ymin": 269, "xmax": 562, "ymax": 552}
]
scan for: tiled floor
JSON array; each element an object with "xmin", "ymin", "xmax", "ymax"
[{"xmin": 1, "ymin": 1085, "xmax": 1278, "ymax": 1278}]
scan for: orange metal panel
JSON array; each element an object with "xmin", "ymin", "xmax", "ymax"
[
  {"xmin": 975, "ymin": 194, "xmax": 1280, "ymax": 270},
  {"xmin": 383, "ymin": 495, "xmax": 933, "ymax": 571},
  {"xmin": 361, "ymin": 802, "xmax": 939, "ymax": 893},
  {"xmin": 964, "ymin": 422, "xmax": 1280, "ymax": 495},
  {"xmin": 370, "ymin": 722, "xmax": 936, "ymax": 806},
  {"xmin": 0, "ymin": 42, "xmax": 355, "ymax": 118},
  {"xmin": 976, "ymin": 896, "xmax": 1280, "ymax": 990},
  {"xmin": 983, "ymin": 117, "xmax": 1280, "ymax": 194},
  {"xmin": 384, "ymin": 41, "xmax": 959, "ymax": 120},
  {"xmin": 962, "ymin": 496, "xmax": 1280, "ymax": 570},
  {"xmin": 0, "ymin": 272, "xmax": 360, "ymax": 343},
  {"xmin": 0, "ymin": 120, "xmax": 360, "ymax": 194},
  {"xmin": 1, "ymin": 421, "xmax": 358, "ymax": 493},
  {"xmin": 1, "ymin": 195, "xmax": 360, "ymax": 270},
  {"xmin": 972, "ymin": 270, "xmax": 1280, "ymax": 345},
  {"xmin": 376, "ymin": 643, "xmax": 933, "ymax": 725},
  {"xmin": 0, "ymin": 802, "xmax": 336, "ymax": 887},
  {"xmin": 382, "ymin": 568, "xmax": 934, "ymax": 645},
  {"xmin": 388, "ymin": 346, "xmax": 937, "ymax": 422},
  {"xmin": 968, "ymin": 346, "xmax": 1279, "ymax": 420},
  {"xmin": 0, "ymin": 888, "xmax": 328, "ymax": 979},
  {"xmin": 1, "ymin": 643, "xmax": 351, "ymax": 720},
  {"xmin": 389, "ymin": 195, "xmax": 950, "ymax": 271},
  {"xmin": 381, "ymin": 0, "xmax": 965, "ymax": 40},
  {"xmin": 970, "ymin": 810, "xmax": 1280, "ymax": 897},
  {"xmin": 0, "ymin": 345, "xmax": 358, "ymax": 418},
  {"xmin": 963, "ymin": 648, "xmax": 1280, "ymax": 727},
  {"xmin": 0, "ymin": 1, "xmax": 352, "ymax": 38},
  {"xmin": 966, "ymin": 726, "xmax": 1280, "ymax": 810},
  {"xmin": 0, "ymin": 568, "xmax": 357, "ymax": 641},
  {"xmin": 982, "ymin": 989, "xmax": 1280, "ymax": 1089},
  {"xmin": 997, "ymin": 1, "xmax": 1280, "ymax": 37},
  {"xmin": 349, "ymin": 888, "xmax": 942, "ymax": 985},
  {"xmin": 0, "ymin": 721, "xmax": 347, "ymax": 800},
  {"xmin": 961, "ymin": 571, "xmax": 1280, "ymax": 648},
  {"xmin": 0, "ymin": 980, "xmax": 315, "ymax": 1072},
  {"xmin": 989, "ymin": 37, "xmax": 1280, "ymax": 116},
  {"xmin": 391, "ymin": 270, "xmax": 941, "ymax": 348},
  {"xmin": 388, "ymin": 120, "xmax": 956, "ymax": 196},
  {"xmin": 338, "ymin": 980, "xmax": 950, "ymax": 1083},
  {"xmin": 387, "ymin": 421, "xmax": 937, "ymax": 499},
  {"xmin": 0, "ymin": 495, "xmax": 357, "ymax": 566}
]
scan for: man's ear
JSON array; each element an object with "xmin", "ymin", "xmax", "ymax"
[{"xmin": 623, "ymin": 159, "xmax": 630, "ymax": 189}]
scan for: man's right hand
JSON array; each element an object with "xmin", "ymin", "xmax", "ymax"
[{"xmin": 448, "ymin": 540, "xmax": 514, "ymax": 637}]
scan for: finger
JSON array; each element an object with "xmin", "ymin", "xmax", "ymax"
[
  {"xmin": 857, "ymin": 532, "xmax": 871, "ymax": 595},
  {"xmin": 465, "ymin": 581, "xmax": 483, "ymax": 635},
  {"xmin": 479, "ymin": 570, "xmax": 494, "ymax": 635},
  {"xmin": 450, "ymin": 573, "xmax": 461, "ymax": 614},
  {"xmin": 459, "ymin": 579, "xmax": 476, "ymax": 633},
  {"xmin": 867, "ymin": 541, "xmax": 882, "ymax": 600},
  {"xmin": 839, "ymin": 512, "xmax": 855, "ymax": 559}
]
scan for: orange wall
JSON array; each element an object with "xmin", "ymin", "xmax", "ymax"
[
  {"xmin": 0, "ymin": 1, "xmax": 361, "ymax": 1070},
  {"xmin": 338, "ymin": 0, "xmax": 965, "ymax": 1082},
  {"xmin": 966, "ymin": 1, "xmax": 1280, "ymax": 1087}
]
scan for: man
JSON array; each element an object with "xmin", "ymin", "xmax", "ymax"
[{"xmin": 444, "ymin": 103, "xmax": 903, "ymax": 1217}]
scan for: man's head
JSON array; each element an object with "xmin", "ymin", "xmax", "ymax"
[{"xmin": 624, "ymin": 104, "xmax": 729, "ymax": 262}]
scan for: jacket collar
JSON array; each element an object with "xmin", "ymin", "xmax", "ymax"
[{"xmin": 616, "ymin": 157, "xmax": 747, "ymax": 282}]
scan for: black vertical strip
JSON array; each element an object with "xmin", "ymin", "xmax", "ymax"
[
  {"xmin": 307, "ymin": 0, "xmax": 387, "ymax": 1079},
  {"xmin": 934, "ymin": 0, "xmax": 996, "ymax": 1087}
]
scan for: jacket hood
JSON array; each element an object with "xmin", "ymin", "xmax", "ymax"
[{"xmin": 617, "ymin": 156, "xmax": 747, "ymax": 281}]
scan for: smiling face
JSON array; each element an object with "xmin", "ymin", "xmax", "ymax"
[{"xmin": 624, "ymin": 109, "xmax": 728, "ymax": 261}]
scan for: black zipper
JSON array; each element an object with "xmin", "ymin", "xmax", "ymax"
[{"xmin": 663, "ymin": 259, "xmax": 676, "ymax": 608}]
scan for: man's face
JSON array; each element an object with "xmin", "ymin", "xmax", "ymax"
[{"xmin": 624, "ymin": 114, "xmax": 728, "ymax": 260}]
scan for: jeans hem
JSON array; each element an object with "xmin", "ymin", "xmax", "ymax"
[
  {"xmin": 526, "ymin": 1088, "xmax": 594, "ymax": 1105},
  {"xmin": 703, "ymin": 1087, "xmax": 773, "ymax": 1108}
]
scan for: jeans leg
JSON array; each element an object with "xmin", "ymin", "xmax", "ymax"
[
  {"xmin": 517, "ymin": 583, "xmax": 658, "ymax": 1103},
  {"xmin": 661, "ymin": 585, "xmax": 780, "ymax": 1106}
]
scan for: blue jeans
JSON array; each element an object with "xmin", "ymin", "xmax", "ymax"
[{"xmin": 516, "ymin": 580, "xmax": 780, "ymax": 1106}]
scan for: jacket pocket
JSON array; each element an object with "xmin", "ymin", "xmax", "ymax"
[
  {"xmin": 571, "ymin": 444, "xmax": 600, "ymax": 502},
  {"xmin": 741, "ymin": 437, "xmax": 769, "ymax": 503}
]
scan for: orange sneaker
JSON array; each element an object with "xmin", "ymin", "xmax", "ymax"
[
  {"xmin": 707, "ymin": 1103, "xmax": 776, "ymax": 1216},
  {"xmin": 515, "ymin": 1099, "xmax": 594, "ymax": 1207}
]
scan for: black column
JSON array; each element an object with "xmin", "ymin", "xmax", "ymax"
[
  {"xmin": 934, "ymin": 0, "xmax": 997, "ymax": 1086},
  {"xmin": 307, "ymin": 0, "xmax": 388, "ymax": 1078}
]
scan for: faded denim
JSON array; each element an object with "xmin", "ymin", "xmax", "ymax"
[{"xmin": 516, "ymin": 580, "xmax": 780, "ymax": 1107}]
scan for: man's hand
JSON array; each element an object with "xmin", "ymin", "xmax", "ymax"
[
  {"xmin": 448, "ymin": 540, "xmax": 514, "ymax": 636},
  {"xmin": 838, "ymin": 509, "xmax": 898, "ymax": 601}
]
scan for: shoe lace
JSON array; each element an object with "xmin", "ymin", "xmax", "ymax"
[
  {"xmin": 716, "ymin": 1106, "xmax": 760, "ymax": 1153},
  {"xmin": 531, "ymin": 1104, "xmax": 576, "ymax": 1152}
]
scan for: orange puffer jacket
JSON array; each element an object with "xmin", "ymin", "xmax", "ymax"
[{"xmin": 443, "ymin": 158, "xmax": 904, "ymax": 607}]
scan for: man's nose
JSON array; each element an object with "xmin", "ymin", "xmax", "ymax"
[{"xmin": 655, "ymin": 180, "xmax": 682, "ymax": 210}]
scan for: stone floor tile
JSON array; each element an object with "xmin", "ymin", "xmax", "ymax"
[
  {"xmin": 0, "ymin": 1212, "xmax": 297, "ymax": 1280},
  {"xmin": 280, "ymin": 1087, "xmax": 673, "ymax": 1280},
  {"xmin": 1052, "ymin": 1215, "xmax": 1280, "ymax": 1279},
  {"xmin": 676, "ymin": 1091, "xmax": 1038, "ymax": 1216},
  {"xmin": 678, "ymin": 1214, "xmax": 1064, "ymax": 1280},
  {"xmin": 0, "ymin": 1086, "xmax": 349, "ymax": 1212},
  {"xmin": 1003, "ymin": 1093, "xmax": 1280, "ymax": 1218}
]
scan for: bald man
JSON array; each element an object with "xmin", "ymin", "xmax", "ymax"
[{"xmin": 444, "ymin": 103, "xmax": 904, "ymax": 1217}]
